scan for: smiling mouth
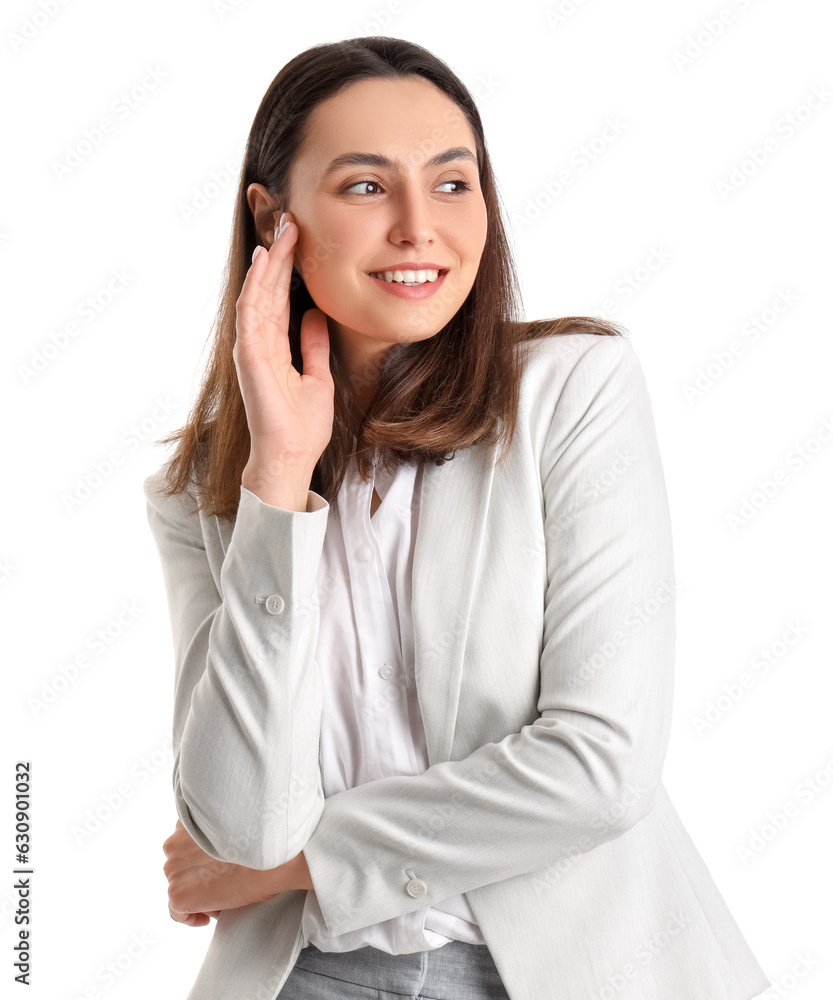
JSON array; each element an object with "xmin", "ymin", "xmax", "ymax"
[{"xmin": 365, "ymin": 268, "xmax": 449, "ymax": 285}]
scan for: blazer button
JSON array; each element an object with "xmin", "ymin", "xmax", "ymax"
[
  {"xmin": 265, "ymin": 595, "xmax": 285, "ymax": 615},
  {"xmin": 406, "ymin": 878, "xmax": 427, "ymax": 898}
]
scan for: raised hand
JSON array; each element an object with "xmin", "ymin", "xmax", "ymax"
[{"xmin": 235, "ymin": 212, "xmax": 334, "ymax": 484}]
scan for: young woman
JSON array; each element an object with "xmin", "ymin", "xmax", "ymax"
[{"xmin": 145, "ymin": 36, "xmax": 771, "ymax": 1000}]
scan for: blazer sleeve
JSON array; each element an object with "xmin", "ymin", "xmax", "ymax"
[
  {"xmin": 301, "ymin": 335, "xmax": 677, "ymax": 937},
  {"xmin": 143, "ymin": 472, "xmax": 330, "ymax": 869}
]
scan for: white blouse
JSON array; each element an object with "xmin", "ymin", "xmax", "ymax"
[{"xmin": 300, "ymin": 441, "xmax": 486, "ymax": 953}]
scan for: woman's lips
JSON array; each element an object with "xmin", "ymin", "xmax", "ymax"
[{"xmin": 365, "ymin": 269, "xmax": 448, "ymax": 299}]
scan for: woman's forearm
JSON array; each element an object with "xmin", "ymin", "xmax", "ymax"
[
  {"xmin": 164, "ymin": 821, "xmax": 315, "ymax": 921},
  {"xmin": 261, "ymin": 849, "xmax": 315, "ymax": 894},
  {"xmin": 289, "ymin": 850, "xmax": 315, "ymax": 891}
]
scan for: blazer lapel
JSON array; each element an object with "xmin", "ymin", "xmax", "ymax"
[
  {"xmin": 215, "ymin": 508, "xmax": 234, "ymax": 557},
  {"xmin": 412, "ymin": 444, "xmax": 495, "ymax": 766}
]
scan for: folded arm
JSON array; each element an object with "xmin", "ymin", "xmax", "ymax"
[
  {"xmin": 144, "ymin": 472, "xmax": 331, "ymax": 870},
  {"xmin": 300, "ymin": 336, "xmax": 677, "ymax": 937}
]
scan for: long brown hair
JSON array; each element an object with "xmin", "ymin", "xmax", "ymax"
[{"xmin": 155, "ymin": 37, "xmax": 625, "ymax": 520}]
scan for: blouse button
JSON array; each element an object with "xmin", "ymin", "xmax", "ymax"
[
  {"xmin": 265, "ymin": 595, "xmax": 285, "ymax": 615},
  {"xmin": 357, "ymin": 544, "xmax": 373, "ymax": 562},
  {"xmin": 379, "ymin": 664, "xmax": 394, "ymax": 679}
]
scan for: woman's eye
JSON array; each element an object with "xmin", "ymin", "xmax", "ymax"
[
  {"xmin": 439, "ymin": 179, "xmax": 472, "ymax": 194},
  {"xmin": 343, "ymin": 179, "xmax": 472, "ymax": 196},
  {"xmin": 344, "ymin": 180, "xmax": 382, "ymax": 196}
]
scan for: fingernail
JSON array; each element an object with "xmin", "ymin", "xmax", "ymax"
[
  {"xmin": 274, "ymin": 212, "xmax": 289, "ymax": 242},
  {"xmin": 252, "ymin": 245, "xmax": 263, "ymax": 263}
]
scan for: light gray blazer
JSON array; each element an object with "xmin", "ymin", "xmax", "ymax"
[{"xmin": 143, "ymin": 332, "xmax": 771, "ymax": 1000}]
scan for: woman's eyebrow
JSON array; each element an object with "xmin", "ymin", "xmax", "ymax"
[{"xmin": 322, "ymin": 146, "xmax": 477, "ymax": 177}]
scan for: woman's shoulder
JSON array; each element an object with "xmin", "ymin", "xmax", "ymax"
[
  {"xmin": 143, "ymin": 454, "xmax": 202, "ymax": 524},
  {"xmin": 517, "ymin": 328, "xmax": 637, "ymax": 375},
  {"xmin": 516, "ymin": 329, "xmax": 640, "ymax": 414}
]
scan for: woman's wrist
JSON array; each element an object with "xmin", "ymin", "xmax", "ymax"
[
  {"xmin": 290, "ymin": 850, "xmax": 315, "ymax": 891},
  {"xmin": 257, "ymin": 850, "xmax": 314, "ymax": 897}
]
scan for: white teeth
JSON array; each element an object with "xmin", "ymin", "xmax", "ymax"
[{"xmin": 368, "ymin": 268, "xmax": 441, "ymax": 284}]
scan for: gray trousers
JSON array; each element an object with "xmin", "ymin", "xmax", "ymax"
[{"xmin": 275, "ymin": 940, "xmax": 511, "ymax": 999}]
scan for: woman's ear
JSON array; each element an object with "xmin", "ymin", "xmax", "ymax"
[{"xmin": 245, "ymin": 182, "xmax": 282, "ymax": 246}]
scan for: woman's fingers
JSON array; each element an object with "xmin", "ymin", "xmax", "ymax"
[
  {"xmin": 233, "ymin": 209, "xmax": 334, "ymax": 468},
  {"xmin": 259, "ymin": 216, "xmax": 297, "ymax": 332},
  {"xmin": 168, "ymin": 901, "xmax": 197, "ymax": 924},
  {"xmin": 168, "ymin": 900, "xmax": 221, "ymax": 926},
  {"xmin": 242, "ymin": 218, "xmax": 298, "ymax": 342},
  {"xmin": 298, "ymin": 306, "xmax": 334, "ymax": 384}
]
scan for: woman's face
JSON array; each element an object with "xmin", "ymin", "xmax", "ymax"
[{"xmin": 282, "ymin": 76, "xmax": 488, "ymax": 393}]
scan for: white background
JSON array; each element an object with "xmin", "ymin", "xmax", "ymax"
[{"xmin": 3, "ymin": 0, "xmax": 831, "ymax": 997}]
